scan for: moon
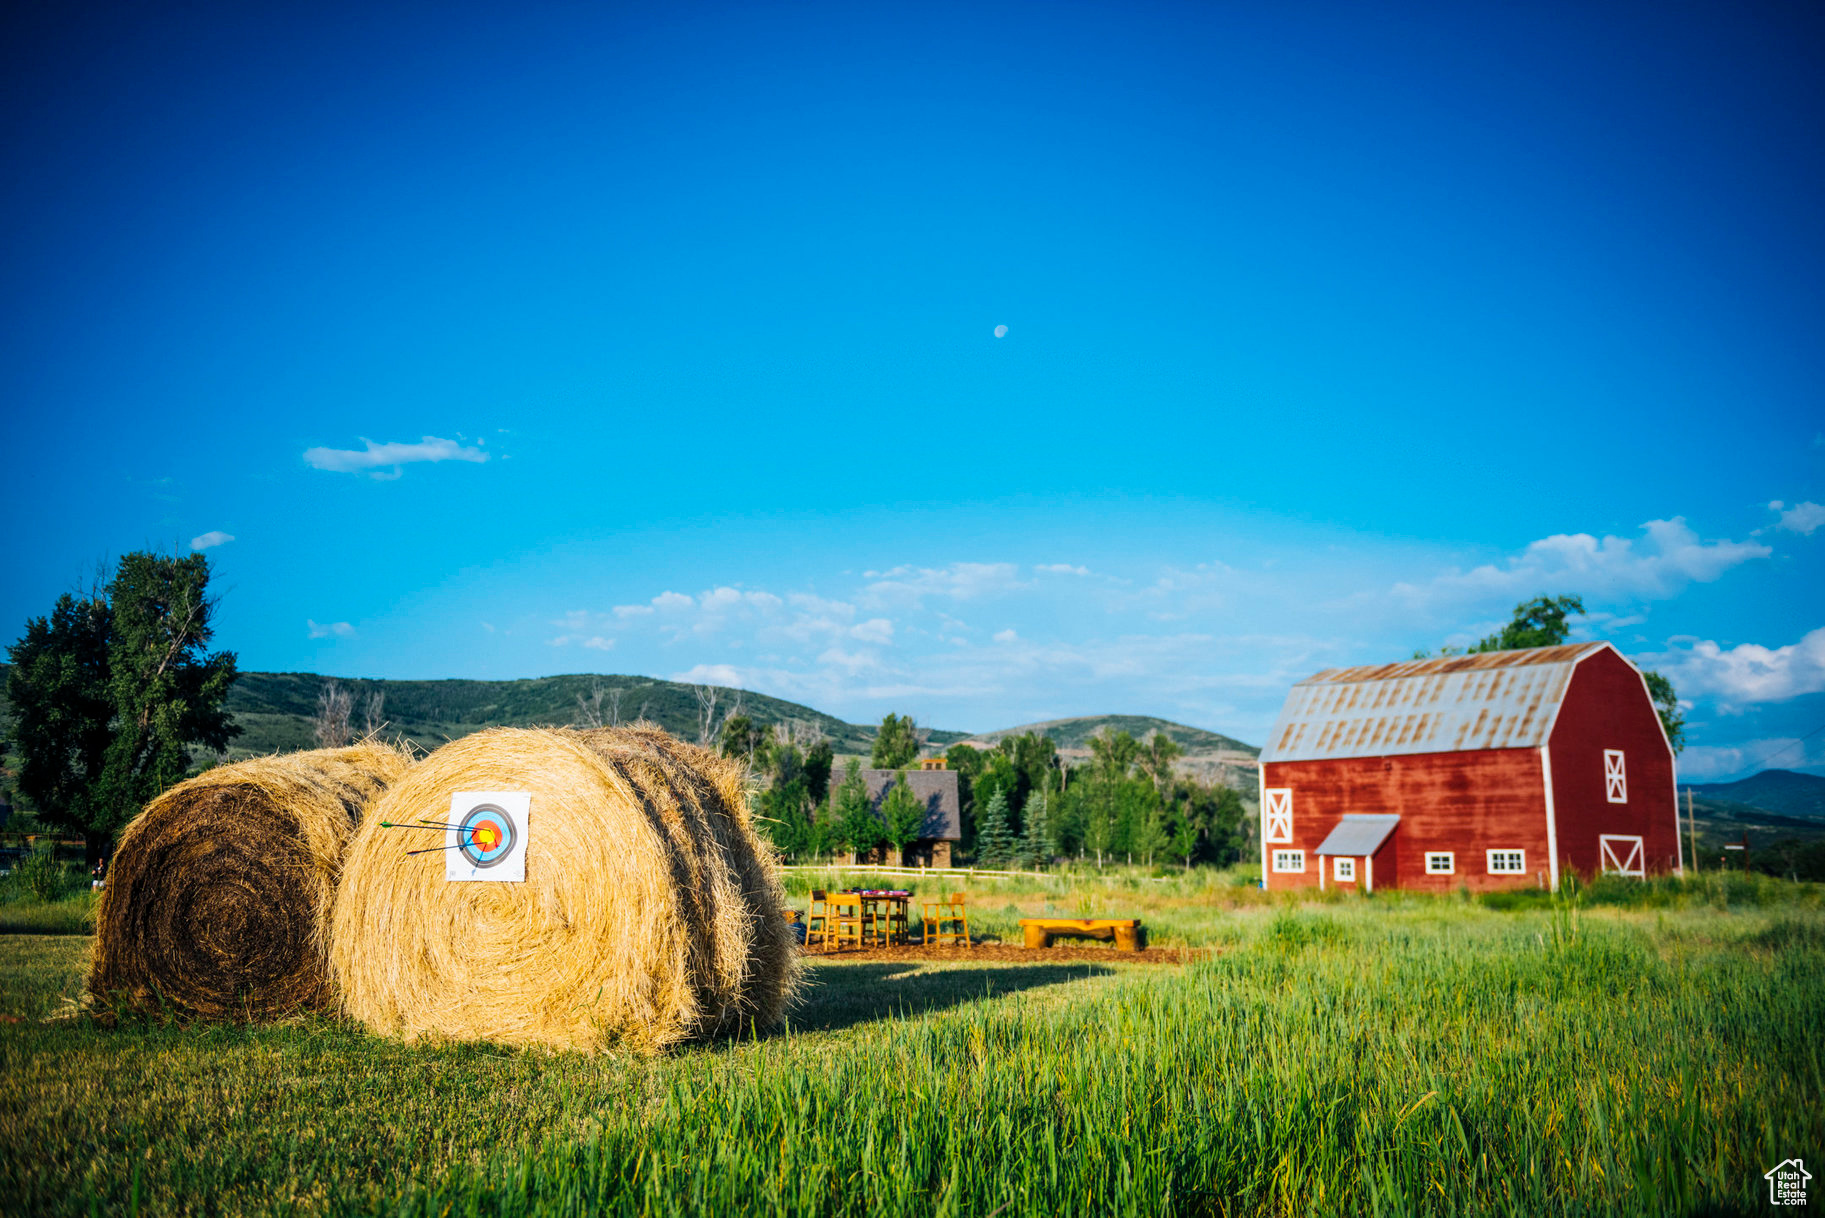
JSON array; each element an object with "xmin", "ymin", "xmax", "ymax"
[{"xmin": 993, "ymin": 324, "xmax": 1008, "ymax": 338}]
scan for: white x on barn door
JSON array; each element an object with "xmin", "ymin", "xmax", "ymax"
[
  {"xmin": 1603, "ymin": 749, "xmax": 1627, "ymax": 803},
  {"xmin": 1599, "ymin": 834, "xmax": 1644, "ymax": 878},
  {"xmin": 1264, "ymin": 788, "xmax": 1293, "ymax": 843}
]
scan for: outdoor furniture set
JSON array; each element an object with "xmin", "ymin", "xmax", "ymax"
[{"xmin": 804, "ymin": 889, "xmax": 971, "ymax": 951}]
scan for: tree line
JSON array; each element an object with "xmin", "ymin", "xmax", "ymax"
[
  {"xmin": 5, "ymin": 553, "xmax": 237, "ymax": 861},
  {"xmin": 729, "ymin": 704, "xmax": 1251, "ymax": 869}
]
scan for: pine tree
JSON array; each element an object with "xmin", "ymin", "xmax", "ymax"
[
  {"xmin": 976, "ymin": 788, "xmax": 1015, "ymax": 868},
  {"xmin": 1020, "ymin": 790, "xmax": 1051, "ymax": 869}
]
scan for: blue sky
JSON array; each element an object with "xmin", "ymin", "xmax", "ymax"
[{"xmin": 4, "ymin": 1, "xmax": 1822, "ymax": 779}]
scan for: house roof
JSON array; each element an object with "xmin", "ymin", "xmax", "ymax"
[
  {"xmin": 1313, "ymin": 814, "xmax": 1401, "ymax": 856},
  {"xmin": 843, "ymin": 769, "xmax": 962, "ymax": 841},
  {"xmin": 1261, "ymin": 642, "xmax": 1619, "ymax": 763}
]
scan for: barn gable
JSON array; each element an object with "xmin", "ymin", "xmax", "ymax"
[{"xmin": 1261, "ymin": 642, "xmax": 1614, "ymax": 763}]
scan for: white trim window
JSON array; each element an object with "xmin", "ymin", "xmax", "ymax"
[
  {"xmin": 1603, "ymin": 749, "xmax": 1627, "ymax": 803},
  {"xmin": 1599, "ymin": 834, "xmax": 1645, "ymax": 877},
  {"xmin": 1487, "ymin": 849, "xmax": 1526, "ymax": 875},
  {"xmin": 1271, "ymin": 849, "xmax": 1306, "ymax": 874},
  {"xmin": 1332, "ymin": 856, "xmax": 1356, "ymax": 883},
  {"xmin": 1264, "ymin": 788, "xmax": 1293, "ymax": 843},
  {"xmin": 1424, "ymin": 851, "xmax": 1455, "ymax": 874}
]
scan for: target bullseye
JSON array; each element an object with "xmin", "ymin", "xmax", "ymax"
[
  {"xmin": 457, "ymin": 804, "xmax": 517, "ymax": 868},
  {"xmin": 440, "ymin": 791, "xmax": 530, "ymax": 882}
]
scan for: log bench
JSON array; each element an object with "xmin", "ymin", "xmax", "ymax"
[{"xmin": 1019, "ymin": 917, "xmax": 1146, "ymax": 952}]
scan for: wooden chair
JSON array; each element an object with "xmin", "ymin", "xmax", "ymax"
[
  {"xmin": 805, "ymin": 890, "xmax": 832, "ymax": 951},
  {"xmin": 879, "ymin": 897, "xmax": 910, "ymax": 947},
  {"xmin": 826, "ymin": 892, "xmax": 867, "ymax": 952},
  {"xmin": 922, "ymin": 892, "xmax": 971, "ymax": 947}
]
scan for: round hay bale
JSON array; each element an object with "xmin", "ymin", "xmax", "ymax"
[
  {"xmin": 89, "ymin": 741, "xmax": 413, "ymax": 1019},
  {"xmin": 329, "ymin": 725, "xmax": 797, "ymax": 1053}
]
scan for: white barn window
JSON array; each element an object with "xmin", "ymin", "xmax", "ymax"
[
  {"xmin": 1604, "ymin": 749, "xmax": 1626, "ymax": 803},
  {"xmin": 1272, "ymin": 849, "xmax": 1305, "ymax": 873},
  {"xmin": 1487, "ymin": 849, "xmax": 1526, "ymax": 874},
  {"xmin": 1264, "ymin": 788, "xmax": 1293, "ymax": 843},
  {"xmin": 1424, "ymin": 851, "xmax": 1454, "ymax": 874},
  {"xmin": 1332, "ymin": 857, "xmax": 1355, "ymax": 882}
]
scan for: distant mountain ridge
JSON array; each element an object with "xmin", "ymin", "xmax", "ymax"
[
  {"xmin": 0, "ymin": 664, "xmax": 1261, "ymax": 790},
  {"xmin": 964, "ymin": 714, "xmax": 1258, "ymax": 757},
  {"xmin": 962, "ymin": 714, "xmax": 1260, "ymax": 792},
  {"xmin": 1684, "ymin": 770, "xmax": 1825, "ymax": 823},
  {"xmin": 222, "ymin": 671, "xmax": 971, "ymax": 759}
]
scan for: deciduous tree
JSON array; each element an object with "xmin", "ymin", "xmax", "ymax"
[
  {"xmin": 5, "ymin": 586, "xmax": 113, "ymax": 850},
  {"xmin": 8, "ymin": 553, "xmax": 239, "ymax": 861},
  {"xmin": 870, "ymin": 712, "xmax": 920, "ymax": 769},
  {"xmin": 880, "ymin": 772, "xmax": 926, "ymax": 865},
  {"xmin": 1643, "ymin": 670, "xmax": 1686, "ymax": 753},
  {"xmin": 313, "ymin": 680, "xmax": 353, "ymax": 748},
  {"xmin": 1471, "ymin": 595, "xmax": 1585, "ymax": 652},
  {"xmin": 832, "ymin": 758, "xmax": 881, "ymax": 858},
  {"xmin": 94, "ymin": 553, "xmax": 239, "ymax": 843}
]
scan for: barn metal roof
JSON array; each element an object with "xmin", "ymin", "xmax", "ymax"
[
  {"xmin": 1260, "ymin": 642, "xmax": 1617, "ymax": 763},
  {"xmin": 1313, "ymin": 814, "xmax": 1401, "ymax": 856}
]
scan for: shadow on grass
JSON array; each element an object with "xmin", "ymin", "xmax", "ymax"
[{"xmin": 785, "ymin": 962, "xmax": 1114, "ymax": 1034}]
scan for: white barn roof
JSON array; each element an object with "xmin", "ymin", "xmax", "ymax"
[
  {"xmin": 1313, "ymin": 814, "xmax": 1401, "ymax": 856},
  {"xmin": 1260, "ymin": 642, "xmax": 1617, "ymax": 763}
]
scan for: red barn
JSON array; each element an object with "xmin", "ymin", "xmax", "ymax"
[{"xmin": 1257, "ymin": 643, "xmax": 1681, "ymax": 893}]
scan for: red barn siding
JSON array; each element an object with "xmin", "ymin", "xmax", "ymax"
[
  {"xmin": 1546, "ymin": 647, "xmax": 1682, "ymax": 878},
  {"xmin": 1262, "ymin": 749, "xmax": 1551, "ymax": 892}
]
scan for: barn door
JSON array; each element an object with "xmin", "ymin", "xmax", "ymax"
[{"xmin": 1599, "ymin": 834, "xmax": 1645, "ymax": 878}]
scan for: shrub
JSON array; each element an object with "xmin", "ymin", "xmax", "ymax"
[{"xmin": 14, "ymin": 849, "xmax": 73, "ymax": 903}]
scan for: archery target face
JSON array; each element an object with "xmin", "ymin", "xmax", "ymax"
[{"xmin": 446, "ymin": 791, "xmax": 530, "ymax": 882}]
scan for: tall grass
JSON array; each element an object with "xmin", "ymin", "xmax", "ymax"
[
  {"xmin": 2, "ymin": 891, "xmax": 1820, "ymax": 1215},
  {"xmin": 388, "ymin": 908, "xmax": 1820, "ymax": 1216}
]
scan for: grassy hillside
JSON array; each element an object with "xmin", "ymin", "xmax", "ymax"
[
  {"xmin": 964, "ymin": 714, "xmax": 1256, "ymax": 755},
  {"xmin": 2, "ymin": 664, "xmax": 1253, "ymax": 793},
  {"xmin": 1686, "ymin": 769, "xmax": 1825, "ymax": 822},
  {"xmin": 223, "ymin": 671, "xmax": 974, "ymax": 759},
  {"xmin": 961, "ymin": 713, "xmax": 1260, "ymax": 794}
]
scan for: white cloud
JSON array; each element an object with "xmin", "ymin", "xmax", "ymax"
[
  {"xmin": 860, "ymin": 562, "xmax": 1024, "ymax": 608},
  {"xmin": 307, "ymin": 620, "xmax": 353, "ymax": 639},
  {"xmin": 303, "ymin": 436, "xmax": 488, "ymax": 479},
  {"xmin": 582, "ymin": 636, "xmax": 613, "ymax": 651},
  {"xmin": 651, "ymin": 591, "xmax": 694, "ymax": 612},
  {"xmin": 1036, "ymin": 563, "xmax": 1090, "ymax": 576},
  {"xmin": 1770, "ymin": 500, "xmax": 1825, "ymax": 536},
  {"xmin": 1641, "ymin": 627, "xmax": 1825, "ymax": 709},
  {"xmin": 671, "ymin": 663, "xmax": 746, "ymax": 688},
  {"xmin": 1392, "ymin": 518, "xmax": 1769, "ymax": 606},
  {"xmin": 849, "ymin": 618, "xmax": 895, "ymax": 644},
  {"xmin": 189, "ymin": 530, "xmax": 234, "ymax": 551},
  {"xmin": 817, "ymin": 647, "xmax": 879, "ymax": 674},
  {"xmin": 993, "ymin": 628, "xmax": 1019, "ymax": 643},
  {"xmin": 1679, "ymin": 737, "xmax": 1825, "ymax": 781}
]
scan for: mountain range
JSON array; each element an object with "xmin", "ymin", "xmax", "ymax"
[{"xmin": 0, "ymin": 665, "xmax": 1253, "ymax": 782}]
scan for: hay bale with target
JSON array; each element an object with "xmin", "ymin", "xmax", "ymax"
[
  {"xmin": 329, "ymin": 725, "xmax": 797, "ymax": 1053},
  {"xmin": 88, "ymin": 741, "xmax": 414, "ymax": 1019}
]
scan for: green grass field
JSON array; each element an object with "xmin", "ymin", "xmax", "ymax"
[{"xmin": 1, "ymin": 871, "xmax": 1820, "ymax": 1216}]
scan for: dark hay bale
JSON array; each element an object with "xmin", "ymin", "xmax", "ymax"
[{"xmin": 88, "ymin": 742, "xmax": 413, "ymax": 1019}]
